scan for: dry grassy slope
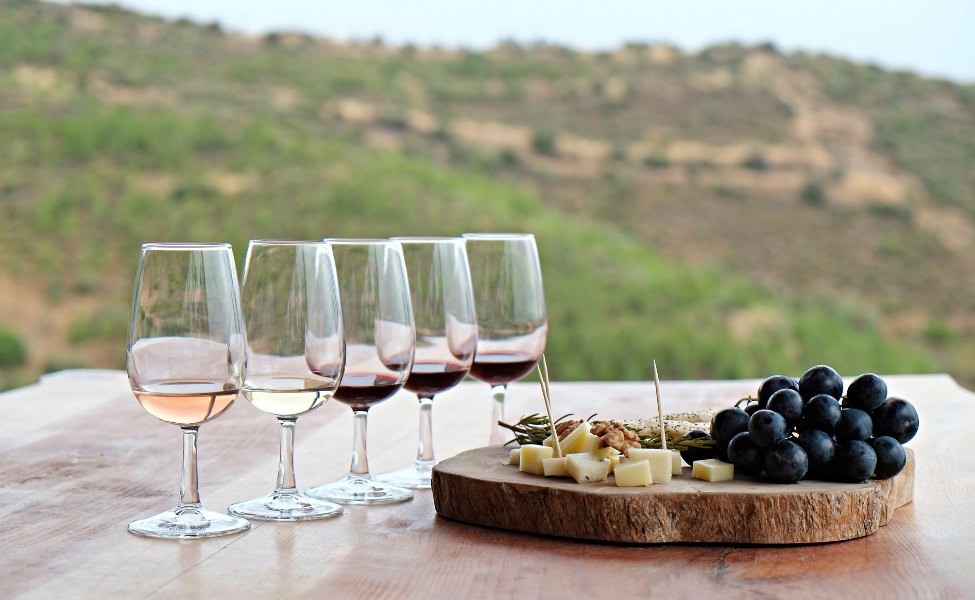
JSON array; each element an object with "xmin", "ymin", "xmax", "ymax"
[{"xmin": 1, "ymin": 0, "xmax": 974, "ymax": 384}]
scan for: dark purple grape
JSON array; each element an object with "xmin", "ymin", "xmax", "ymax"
[
  {"xmin": 797, "ymin": 429, "xmax": 836, "ymax": 470},
  {"xmin": 744, "ymin": 403, "xmax": 760, "ymax": 417},
  {"xmin": 872, "ymin": 398, "xmax": 919, "ymax": 444},
  {"xmin": 727, "ymin": 432, "xmax": 765, "ymax": 476},
  {"xmin": 869, "ymin": 436, "xmax": 907, "ymax": 479},
  {"xmin": 711, "ymin": 407, "xmax": 750, "ymax": 445},
  {"xmin": 844, "ymin": 373, "xmax": 887, "ymax": 412},
  {"xmin": 764, "ymin": 439, "xmax": 809, "ymax": 483},
  {"xmin": 800, "ymin": 394, "xmax": 842, "ymax": 433},
  {"xmin": 680, "ymin": 429, "xmax": 716, "ymax": 465},
  {"xmin": 748, "ymin": 409, "xmax": 788, "ymax": 448},
  {"xmin": 831, "ymin": 440, "xmax": 877, "ymax": 482},
  {"xmin": 715, "ymin": 438, "xmax": 730, "ymax": 463},
  {"xmin": 835, "ymin": 408, "xmax": 872, "ymax": 442},
  {"xmin": 757, "ymin": 375, "xmax": 799, "ymax": 409},
  {"xmin": 767, "ymin": 388, "xmax": 803, "ymax": 428},
  {"xmin": 799, "ymin": 365, "xmax": 843, "ymax": 402}
]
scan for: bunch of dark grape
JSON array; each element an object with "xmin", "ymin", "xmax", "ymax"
[{"xmin": 680, "ymin": 365, "xmax": 919, "ymax": 484}]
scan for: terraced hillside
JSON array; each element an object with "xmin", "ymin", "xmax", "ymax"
[{"xmin": 1, "ymin": 0, "xmax": 973, "ymax": 388}]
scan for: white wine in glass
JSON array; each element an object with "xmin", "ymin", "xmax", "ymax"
[{"xmin": 126, "ymin": 242, "xmax": 250, "ymax": 539}]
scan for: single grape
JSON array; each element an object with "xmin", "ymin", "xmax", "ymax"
[
  {"xmin": 800, "ymin": 394, "xmax": 842, "ymax": 433},
  {"xmin": 727, "ymin": 432, "xmax": 765, "ymax": 476},
  {"xmin": 748, "ymin": 409, "xmax": 788, "ymax": 448},
  {"xmin": 715, "ymin": 438, "xmax": 731, "ymax": 463},
  {"xmin": 711, "ymin": 407, "xmax": 750, "ymax": 445},
  {"xmin": 872, "ymin": 398, "xmax": 919, "ymax": 444},
  {"xmin": 744, "ymin": 403, "xmax": 760, "ymax": 417},
  {"xmin": 835, "ymin": 408, "xmax": 872, "ymax": 442},
  {"xmin": 764, "ymin": 439, "xmax": 809, "ymax": 483},
  {"xmin": 870, "ymin": 436, "xmax": 907, "ymax": 479},
  {"xmin": 799, "ymin": 364, "xmax": 843, "ymax": 402},
  {"xmin": 797, "ymin": 429, "xmax": 836, "ymax": 470},
  {"xmin": 757, "ymin": 375, "xmax": 799, "ymax": 409},
  {"xmin": 831, "ymin": 440, "xmax": 877, "ymax": 482},
  {"xmin": 767, "ymin": 388, "xmax": 803, "ymax": 428},
  {"xmin": 680, "ymin": 429, "xmax": 716, "ymax": 465},
  {"xmin": 844, "ymin": 373, "xmax": 887, "ymax": 412}
]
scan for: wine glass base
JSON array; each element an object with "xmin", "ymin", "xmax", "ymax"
[
  {"xmin": 128, "ymin": 505, "xmax": 250, "ymax": 539},
  {"xmin": 305, "ymin": 475, "xmax": 414, "ymax": 505},
  {"xmin": 228, "ymin": 491, "xmax": 344, "ymax": 521},
  {"xmin": 375, "ymin": 462, "xmax": 434, "ymax": 490}
]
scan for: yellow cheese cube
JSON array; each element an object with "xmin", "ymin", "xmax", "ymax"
[
  {"xmin": 608, "ymin": 452, "xmax": 622, "ymax": 474},
  {"xmin": 626, "ymin": 448, "xmax": 673, "ymax": 484},
  {"xmin": 614, "ymin": 459, "xmax": 653, "ymax": 487},
  {"xmin": 692, "ymin": 459, "xmax": 735, "ymax": 482},
  {"xmin": 672, "ymin": 450, "xmax": 683, "ymax": 475},
  {"xmin": 592, "ymin": 446, "xmax": 621, "ymax": 460},
  {"xmin": 565, "ymin": 453, "xmax": 611, "ymax": 484},
  {"xmin": 506, "ymin": 448, "xmax": 521, "ymax": 465},
  {"xmin": 543, "ymin": 421, "xmax": 593, "ymax": 454},
  {"xmin": 519, "ymin": 444, "xmax": 553, "ymax": 475},
  {"xmin": 542, "ymin": 457, "xmax": 569, "ymax": 477}
]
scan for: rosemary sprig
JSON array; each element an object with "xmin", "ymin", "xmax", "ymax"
[{"xmin": 499, "ymin": 413, "xmax": 716, "ymax": 452}]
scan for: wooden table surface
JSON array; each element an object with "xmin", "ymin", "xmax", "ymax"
[{"xmin": 1, "ymin": 371, "xmax": 972, "ymax": 599}]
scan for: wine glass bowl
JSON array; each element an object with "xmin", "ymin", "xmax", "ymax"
[
  {"xmin": 306, "ymin": 240, "xmax": 416, "ymax": 505},
  {"xmin": 228, "ymin": 241, "xmax": 346, "ymax": 521},
  {"xmin": 462, "ymin": 233, "xmax": 547, "ymax": 445},
  {"xmin": 126, "ymin": 242, "xmax": 250, "ymax": 539},
  {"xmin": 376, "ymin": 237, "xmax": 477, "ymax": 489}
]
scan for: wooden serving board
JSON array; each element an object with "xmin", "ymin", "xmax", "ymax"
[{"xmin": 431, "ymin": 447, "xmax": 914, "ymax": 545}]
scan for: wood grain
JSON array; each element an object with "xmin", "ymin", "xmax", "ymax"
[
  {"xmin": 0, "ymin": 372, "xmax": 972, "ymax": 599},
  {"xmin": 432, "ymin": 447, "xmax": 915, "ymax": 544}
]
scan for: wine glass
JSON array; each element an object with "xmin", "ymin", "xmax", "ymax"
[
  {"xmin": 228, "ymin": 241, "xmax": 346, "ymax": 521},
  {"xmin": 376, "ymin": 238, "xmax": 477, "ymax": 489},
  {"xmin": 126, "ymin": 242, "xmax": 250, "ymax": 539},
  {"xmin": 462, "ymin": 233, "xmax": 547, "ymax": 445},
  {"xmin": 305, "ymin": 240, "xmax": 416, "ymax": 505}
]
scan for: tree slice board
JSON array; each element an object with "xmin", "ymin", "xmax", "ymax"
[{"xmin": 431, "ymin": 447, "xmax": 914, "ymax": 545}]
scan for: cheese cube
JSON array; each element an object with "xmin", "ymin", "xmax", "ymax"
[
  {"xmin": 542, "ymin": 457, "xmax": 569, "ymax": 477},
  {"xmin": 565, "ymin": 453, "xmax": 611, "ymax": 484},
  {"xmin": 672, "ymin": 450, "xmax": 683, "ymax": 475},
  {"xmin": 506, "ymin": 448, "xmax": 521, "ymax": 465},
  {"xmin": 575, "ymin": 431, "xmax": 600, "ymax": 454},
  {"xmin": 543, "ymin": 421, "xmax": 593, "ymax": 454},
  {"xmin": 608, "ymin": 452, "xmax": 622, "ymax": 474},
  {"xmin": 519, "ymin": 444, "xmax": 553, "ymax": 475},
  {"xmin": 692, "ymin": 459, "xmax": 734, "ymax": 482},
  {"xmin": 592, "ymin": 446, "xmax": 621, "ymax": 460},
  {"xmin": 614, "ymin": 459, "xmax": 653, "ymax": 487},
  {"xmin": 626, "ymin": 448, "xmax": 673, "ymax": 484}
]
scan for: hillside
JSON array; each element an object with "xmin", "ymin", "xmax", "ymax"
[{"xmin": 1, "ymin": 0, "xmax": 973, "ymax": 388}]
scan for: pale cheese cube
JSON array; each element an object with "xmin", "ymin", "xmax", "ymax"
[
  {"xmin": 671, "ymin": 450, "xmax": 683, "ymax": 475},
  {"xmin": 614, "ymin": 459, "xmax": 653, "ymax": 487},
  {"xmin": 592, "ymin": 446, "xmax": 621, "ymax": 460},
  {"xmin": 692, "ymin": 459, "xmax": 734, "ymax": 482},
  {"xmin": 506, "ymin": 448, "xmax": 521, "ymax": 465},
  {"xmin": 565, "ymin": 453, "xmax": 611, "ymax": 484},
  {"xmin": 626, "ymin": 448, "xmax": 673, "ymax": 484},
  {"xmin": 542, "ymin": 457, "xmax": 569, "ymax": 477},
  {"xmin": 543, "ymin": 421, "xmax": 594, "ymax": 454},
  {"xmin": 519, "ymin": 444, "xmax": 553, "ymax": 476},
  {"xmin": 575, "ymin": 431, "xmax": 600, "ymax": 454},
  {"xmin": 608, "ymin": 452, "xmax": 622, "ymax": 474}
]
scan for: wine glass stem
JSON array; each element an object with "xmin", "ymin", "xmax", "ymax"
[
  {"xmin": 178, "ymin": 426, "xmax": 201, "ymax": 508},
  {"xmin": 489, "ymin": 384, "xmax": 507, "ymax": 446},
  {"xmin": 350, "ymin": 410, "xmax": 370, "ymax": 476},
  {"xmin": 416, "ymin": 396, "xmax": 435, "ymax": 463},
  {"xmin": 275, "ymin": 418, "xmax": 298, "ymax": 493}
]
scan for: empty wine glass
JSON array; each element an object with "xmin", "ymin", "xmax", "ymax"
[
  {"xmin": 305, "ymin": 240, "xmax": 416, "ymax": 505},
  {"xmin": 462, "ymin": 233, "xmax": 547, "ymax": 445},
  {"xmin": 376, "ymin": 238, "xmax": 477, "ymax": 489},
  {"xmin": 228, "ymin": 241, "xmax": 346, "ymax": 521},
  {"xmin": 126, "ymin": 242, "xmax": 250, "ymax": 539}
]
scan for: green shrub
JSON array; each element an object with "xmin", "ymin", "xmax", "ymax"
[
  {"xmin": 643, "ymin": 155, "xmax": 670, "ymax": 168},
  {"xmin": 800, "ymin": 181, "xmax": 826, "ymax": 206},
  {"xmin": 67, "ymin": 310, "xmax": 128, "ymax": 344},
  {"xmin": 743, "ymin": 153, "xmax": 770, "ymax": 171},
  {"xmin": 531, "ymin": 129, "xmax": 557, "ymax": 156},
  {"xmin": 0, "ymin": 326, "xmax": 27, "ymax": 368}
]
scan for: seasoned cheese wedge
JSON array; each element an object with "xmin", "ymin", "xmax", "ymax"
[
  {"xmin": 519, "ymin": 444, "xmax": 553, "ymax": 475},
  {"xmin": 614, "ymin": 459, "xmax": 653, "ymax": 487},
  {"xmin": 506, "ymin": 448, "xmax": 521, "ymax": 465},
  {"xmin": 565, "ymin": 453, "xmax": 611, "ymax": 484},
  {"xmin": 692, "ymin": 459, "xmax": 734, "ymax": 482},
  {"xmin": 626, "ymin": 448, "xmax": 673, "ymax": 484},
  {"xmin": 542, "ymin": 457, "xmax": 569, "ymax": 477}
]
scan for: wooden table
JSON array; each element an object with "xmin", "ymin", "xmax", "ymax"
[{"xmin": 1, "ymin": 371, "xmax": 972, "ymax": 598}]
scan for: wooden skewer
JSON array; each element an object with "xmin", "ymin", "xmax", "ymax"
[
  {"xmin": 537, "ymin": 354, "xmax": 563, "ymax": 458},
  {"xmin": 653, "ymin": 360, "xmax": 666, "ymax": 450}
]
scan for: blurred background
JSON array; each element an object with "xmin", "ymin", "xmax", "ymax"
[{"xmin": 1, "ymin": 0, "xmax": 974, "ymax": 389}]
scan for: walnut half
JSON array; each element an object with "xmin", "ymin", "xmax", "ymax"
[{"xmin": 590, "ymin": 420, "xmax": 641, "ymax": 456}]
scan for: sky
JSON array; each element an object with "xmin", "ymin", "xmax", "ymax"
[{"xmin": 92, "ymin": 0, "xmax": 975, "ymax": 82}]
